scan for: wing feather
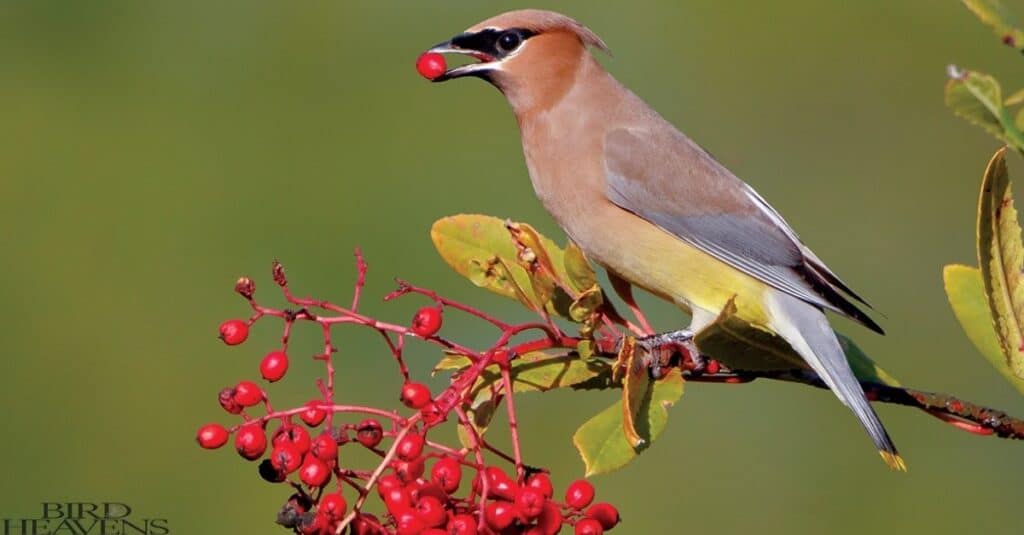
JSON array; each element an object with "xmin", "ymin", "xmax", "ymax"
[{"xmin": 603, "ymin": 127, "xmax": 882, "ymax": 334}]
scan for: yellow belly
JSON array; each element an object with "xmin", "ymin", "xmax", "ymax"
[{"xmin": 575, "ymin": 206, "xmax": 772, "ymax": 328}]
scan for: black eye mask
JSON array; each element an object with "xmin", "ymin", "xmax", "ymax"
[{"xmin": 450, "ymin": 28, "xmax": 535, "ymax": 59}]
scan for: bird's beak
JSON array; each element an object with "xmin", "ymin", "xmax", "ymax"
[{"xmin": 427, "ymin": 35, "xmax": 499, "ymax": 83}]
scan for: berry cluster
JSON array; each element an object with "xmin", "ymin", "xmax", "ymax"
[{"xmin": 197, "ymin": 255, "xmax": 621, "ymax": 534}]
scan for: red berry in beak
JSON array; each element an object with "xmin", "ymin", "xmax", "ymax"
[{"xmin": 416, "ymin": 52, "xmax": 447, "ymax": 80}]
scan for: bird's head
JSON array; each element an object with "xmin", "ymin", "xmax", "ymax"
[{"xmin": 426, "ymin": 10, "xmax": 609, "ymax": 115}]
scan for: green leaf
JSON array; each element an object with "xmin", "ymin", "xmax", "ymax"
[
  {"xmin": 962, "ymin": 0, "xmax": 1024, "ymax": 51},
  {"xmin": 694, "ymin": 299, "xmax": 900, "ymax": 385},
  {"xmin": 564, "ymin": 241, "xmax": 598, "ymax": 292},
  {"xmin": 946, "ymin": 67, "xmax": 1024, "ymax": 151},
  {"xmin": 432, "ymin": 353, "xmax": 472, "ymax": 375},
  {"xmin": 573, "ymin": 369, "xmax": 684, "ymax": 477},
  {"xmin": 468, "ymin": 352, "xmax": 613, "ymax": 399},
  {"xmin": 432, "ymin": 214, "xmax": 583, "ymax": 316},
  {"xmin": 944, "ymin": 264, "xmax": 1024, "ymax": 394},
  {"xmin": 976, "ymin": 148, "xmax": 1024, "ymax": 379},
  {"xmin": 946, "ymin": 67, "xmax": 1008, "ymax": 140}
]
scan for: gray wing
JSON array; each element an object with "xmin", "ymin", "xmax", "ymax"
[{"xmin": 603, "ymin": 127, "xmax": 881, "ymax": 334}]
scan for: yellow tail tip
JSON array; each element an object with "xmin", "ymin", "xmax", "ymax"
[{"xmin": 880, "ymin": 451, "xmax": 908, "ymax": 472}]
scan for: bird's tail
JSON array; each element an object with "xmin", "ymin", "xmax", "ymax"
[{"xmin": 765, "ymin": 291, "xmax": 906, "ymax": 471}]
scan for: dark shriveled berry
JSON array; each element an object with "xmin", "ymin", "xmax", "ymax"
[
  {"xmin": 259, "ymin": 459, "xmax": 286, "ymax": 483},
  {"xmin": 356, "ymin": 419, "xmax": 383, "ymax": 448}
]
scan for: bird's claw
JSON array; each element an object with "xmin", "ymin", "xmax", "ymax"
[{"xmin": 635, "ymin": 329, "xmax": 698, "ymax": 379}]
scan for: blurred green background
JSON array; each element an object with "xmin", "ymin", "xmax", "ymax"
[{"xmin": 2, "ymin": 1, "xmax": 1023, "ymax": 533}]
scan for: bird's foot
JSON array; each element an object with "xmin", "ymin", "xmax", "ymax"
[{"xmin": 635, "ymin": 329, "xmax": 698, "ymax": 379}]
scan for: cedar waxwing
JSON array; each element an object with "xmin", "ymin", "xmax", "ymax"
[{"xmin": 426, "ymin": 9, "xmax": 904, "ymax": 470}]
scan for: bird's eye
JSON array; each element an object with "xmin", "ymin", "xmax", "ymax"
[{"xmin": 496, "ymin": 31, "xmax": 523, "ymax": 53}]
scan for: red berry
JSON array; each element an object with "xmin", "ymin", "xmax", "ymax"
[
  {"xmin": 430, "ymin": 457, "xmax": 462, "ymax": 494},
  {"xmin": 400, "ymin": 382, "xmax": 433, "ymax": 410},
  {"xmin": 260, "ymin": 350, "xmax": 289, "ymax": 382},
  {"xmin": 515, "ymin": 486, "xmax": 546, "ymax": 519},
  {"xmin": 301, "ymin": 400, "xmax": 327, "ymax": 427},
  {"xmin": 537, "ymin": 502, "xmax": 564, "ymax": 535},
  {"xmin": 447, "ymin": 514, "xmax": 477, "ymax": 535},
  {"xmin": 351, "ymin": 514, "xmax": 382, "ymax": 535},
  {"xmin": 232, "ymin": 380, "xmax": 264, "ymax": 407},
  {"xmin": 416, "ymin": 52, "xmax": 447, "ymax": 81},
  {"xmin": 383, "ymin": 486, "xmax": 412, "ymax": 514},
  {"xmin": 526, "ymin": 473, "xmax": 553, "ymax": 499},
  {"xmin": 585, "ymin": 503, "xmax": 619, "ymax": 530},
  {"xmin": 196, "ymin": 423, "xmax": 229, "ymax": 449},
  {"xmin": 218, "ymin": 319, "xmax": 249, "ymax": 345},
  {"xmin": 483, "ymin": 466, "xmax": 518, "ymax": 501},
  {"xmin": 395, "ymin": 508, "xmax": 426, "ymax": 535},
  {"xmin": 485, "ymin": 501, "xmax": 516, "ymax": 531},
  {"xmin": 319, "ymin": 492, "xmax": 347, "ymax": 521},
  {"xmin": 396, "ymin": 433, "xmax": 425, "ymax": 461},
  {"xmin": 415, "ymin": 495, "xmax": 446, "ymax": 528},
  {"xmin": 270, "ymin": 444, "xmax": 303, "ymax": 474},
  {"xmin": 565, "ymin": 479, "xmax": 595, "ymax": 510},
  {"xmin": 356, "ymin": 419, "xmax": 383, "ymax": 448},
  {"xmin": 234, "ymin": 423, "xmax": 267, "ymax": 460},
  {"xmin": 705, "ymin": 359, "xmax": 721, "ymax": 375},
  {"xmin": 422, "ymin": 530, "xmax": 447, "ymax": 535},
  {"xmin": 377, "ymin": 474, "xmax": 403, "ymax": 498},
  {"xmin": 575, "ymin": 518, "xmax": 604, "ymax": 535},
  {"xmin": 410, "ymin": 307, "xmax": 443, "ymax": 338},
  {"xmin": 310, "ymin": 432, "xmax": 338, "ymax": 462},
  {"xmin": 300, "ymin": 455, "xmax": 331, "ymax": 488},
  {"xmin": 394, "ymin": 457, "xmax": 426, "ymax": 483},
  {"xmin": 408, "ymin": 480, "xmax": 447, "ymax": 504},
  {"xmin": 273, "ymin": 425, "xmax": 312, "ymax": 455}
]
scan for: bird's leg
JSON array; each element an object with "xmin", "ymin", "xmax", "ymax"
[
  {"xmin": 608, "ymin": 272, "xmax": 656, "ymax": 336},
  {"xmin": 634, "ymin": 328, "xmax": 702, "ymax": 379}
]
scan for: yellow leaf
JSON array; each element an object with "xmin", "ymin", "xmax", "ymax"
[
  {"xmin": 976, "ymin": 148, "xmax": 1024, "ymax": 378},
  {"xmin": 620, "ymin": 338, "xmax": 649, "ymax": 448},
  {"xmin": 962, "ymin": 0, "xmax": 1024, "ymax": 50},
  {"xmin": 564, "ymin": 241, "xmax": 598, "ymax": 292},
  {"xmin": 572, "ymin": 369, "xmax": 684, "ymax": 477},
  {"xmin": 943, "ymin": 264, "xmax": 1024, "ymax": 394}
]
